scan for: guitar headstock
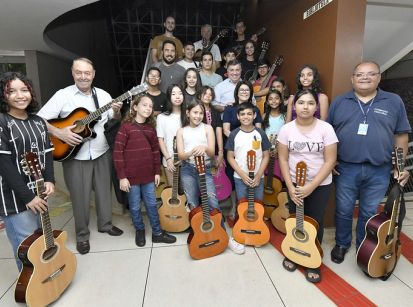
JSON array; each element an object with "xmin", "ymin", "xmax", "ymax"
[
  {"xmin": 269, "ymin": 134, "xmax": 278, "ymax": 150},
  {"xmin": 255, "ymin": 27, "xmax": 266, "ymax": 37},
  {"xmin": 247, "ymin": 150, "xmax": 256, "ymax": 172},
  {"xmin": 392, "ymin": 147, "xmax": 404, "ymax": 178},
  {"xmin": 218, "ymin": 29, "xmax": 229, "ymax": 38},
  {"xmin": 296, "ymin": 161, "xmax": 307, "ymax": 187},
  {"xmin": 194, "ymin": 155, "xmax": 205, "ymax": 175},
  {"xmin": 20, "ymin": 152, "xmax": 42, "ymax": 181},
  {"xmin": 261, "ymin": 41, "xmax": 269, "ymax": 51},
  {"xmin": 273, "ymin": 56, "xmax": 284, "ymax": 68},
  {"xmin": 130, "ymin": 83, "xmax": 148, "ymax": 96}
]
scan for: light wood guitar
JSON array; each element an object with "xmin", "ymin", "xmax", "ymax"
[
  {"xmin": 271, "ymin": 191, "xmax": 289, "ymax": 234},
  {"xmin": 263, "ymin": 134, "xmax": 282, "ymax": 219},
  {"xmin": 356, "ymin": 147, "xmax": 403, "ymax": 279},
  {"xmin": 281, "ymin": 161, "xmax": 323, "ymax": 268},
  {"xmin": 159, "ymin": 137, "xmax": 189, "ymax": 232},
  {"xmin": 233, "ymin": 150, "xmax": 270, "ymax": 246},
  {"xmin": 188, "ymin": 155, "xmax": 229, "ymax": 259},
  {"xmin": 15, "ymin": 152, "xmax": 77, "ymax": 307},
  {"xmin": 49, "ymin": 83, "xmax": 148, "ymax": 161}
]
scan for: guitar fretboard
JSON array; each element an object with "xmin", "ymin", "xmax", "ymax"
[
  {"xmin": 37, "ymin": 179, "xmax": 55, "ymax": 250},
  {"xmin": 198, "ymin": 169, "xmax": 211, "ymax": 223},
  {"xmin": 247, "ymin": 171, "xmax": 256, "ymax": 216}
]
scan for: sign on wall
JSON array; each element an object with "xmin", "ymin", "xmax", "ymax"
[{"xmin": 303, "ymin": 0, "xmax": 333, "ymax": 19}]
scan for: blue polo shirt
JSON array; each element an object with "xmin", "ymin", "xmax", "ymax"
[{"xmin": 327, "ymin": 89, "xmax": 411, "ymax": 166}]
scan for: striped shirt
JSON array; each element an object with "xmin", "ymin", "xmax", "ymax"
[{"xmin": 0, "ymin": 113, "xmax": 54, "ymax": 216}]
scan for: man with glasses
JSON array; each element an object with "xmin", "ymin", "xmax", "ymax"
[
  {"xmin": 146, "ymin": 67, "xmax": 167, "ymax": 116},
  {"xmin": 328, "ymin": 61, "xmax": 411, "ymax": 264}
]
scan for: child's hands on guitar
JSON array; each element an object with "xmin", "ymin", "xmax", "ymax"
[
  {"xmin": 119, "ymin": 178, "xmax": 131, "ymax": 192},
  {"xmin": 295, "ymin": 184, "xmax": 314, "ymax": 200},
  {"xmin": 192, "ymin": 145, "xmax": 207, "ymax": 156},
  {"xmin": 26, "ymin": 196, "xmax": 48, "ymax": 214}
]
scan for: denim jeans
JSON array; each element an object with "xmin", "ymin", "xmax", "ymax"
[
  {"xmin": 180, "ymin": 161, "xmax": 220, "ymax": 211},
  {"xmin": 128, "ymin": 182, "xmax": 162, "ymax": 235},
  {"xmin": 3, "ymin": 210, "xmax": 40, "ymax": 271},
  {"xmin": 334, "ymin": 161, "xmax": 391, "ymax": 249},
  {"xmin": 234, "ymin": 177, "xmax": 264, "ymax": 201}
]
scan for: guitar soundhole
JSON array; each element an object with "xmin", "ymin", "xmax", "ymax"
[
  {"xmin": 292, "ymin": 228, "xmax": 308, "ymax": 242},
  {"xmin": 201, "ymin": 221, "xmax": 213, "ymax": 232},
  {"xmin": 245, "ymin": 211, "xmax": 257, "ymax": 222},
  {"xmin": 169, "ymin": 198, "xmax": 179, "ymax": 206},
  {"xmin": 42, "ymin": 245, "xmax": 58, "ymax": 261},
  {"xmin": 72, "ymin": 121, "xmax": 85, "ymax": 133}
]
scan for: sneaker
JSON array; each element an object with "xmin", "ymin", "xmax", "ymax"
[
  {"xmin": 135, "ymin": 230, "xmax": 146, "ymax": 247},
  {"xmin": 228, "ymin": 237, "xmax": 245, "ymax": 255},
  {"xmin": 152, "ymin": 231, "xmax": 177, "ymax": 244}
]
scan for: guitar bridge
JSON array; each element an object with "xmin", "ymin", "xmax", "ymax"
[
  {"xmin": 241, "ymin": 229, "xmax": 262, "ymax": 235},
  {"xmin": 199, "ymin": 240, "xmax": 219, "ymax": 248},
  {"xmin": 165, "ymin": 215, "xmax": 182, "ymax": 220},
  {"xmin": 42, "ymin": 264, "xmax": 66, "ymax": 283},
  {"xmin": 289, "ymin": 247, "xmax": 311, "ymax": 257}
]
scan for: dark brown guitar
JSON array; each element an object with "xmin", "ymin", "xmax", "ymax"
[
  {"xmin": 50, "ymin": 83, "xmax": 148, "ymax": 161},
  {"xmin": 244, "ymin": 41, "xmax": 269, "ymax": 83},
  {"xmin": 357, "ymin": 147, "xmax": 403, "ymax": 279},
  {"xmin": 194, "ymin": 29, "xmax": 229, "ymax": 61},
  {"xmin": 15, "ymin": 152, "xmax": 77, "ymax": 306},
  {"xmin": 188, "ymin": 155, "xmax": 229, "ymax": 259}
]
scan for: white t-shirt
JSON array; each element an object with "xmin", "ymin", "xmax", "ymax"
[
  {"xmin": 156, "ymin": 112, "xmax": 181, "ymax": 166},
  {"xmin": 194, "ymin": 40, "xmax": 222, "ymax": 62}
]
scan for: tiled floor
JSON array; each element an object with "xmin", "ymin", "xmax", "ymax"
[{"xmin": 1, "ymin": 191, "xmax": 413, "ymax": 307}]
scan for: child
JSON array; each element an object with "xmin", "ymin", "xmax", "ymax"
[
  {"xmin": 156, "ymin": 84, "xmax": 186, "ymax": 186},
  {"xmin": 0, "ymin": 72, "xmax": 55, "ymax": 271},
  {"xmin": 278, "ymin": 89, "xmax": 337, "ymax": 283},
  {"xmin": 182, "ymin": 68, "xmax": 202, "ymax": 104},
  {"xmin": 113, "ymin": 95, "xmax": 176, "ymax": 247},
  {"xmin": 176, "ymin": 100, "xmax": 245, "ymax": 255}
]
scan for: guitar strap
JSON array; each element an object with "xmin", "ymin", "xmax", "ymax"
[{"xmin": 91, "ymin": 87, "xmax": 101, "ymax": 120}]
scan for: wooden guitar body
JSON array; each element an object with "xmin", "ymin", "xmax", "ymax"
[
  {"xmin": 49, "ymin": 108, "xmax": 94, "ymax": 161},
  {"xmin": 270, "ymin": 191, "xmax": 289, "ymax": 234},
  {"xmin": 233, "ymin": 200, "xmax": 270, "ymax": 246},
  {"xmin": 356, "ymin": 213, "xmax": 401, "ymax": 278},
  {"xmin": 15, "ymin": 229, "xmax": 77, "ymax": 307},
  {"xmin": 159, "ymin": 187, "xmax": 189, "ymax": 232},
  {"xmin": 281, "ymin": 214, "xmax": 323, "ymax": 268},
  {"xmin": 187, "ymin": 207, "xmax": 229, "ymax": 259},
  {"xmin": 262, "ymin": 178, "xmax": 282, "ymax": 219}
]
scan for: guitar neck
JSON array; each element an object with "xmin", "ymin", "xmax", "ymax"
[
  {"xmin": 199, "ymin": 172, "xmax": 211, "ymax": 223},
  {"xmin": 250, "ymin": 49, "xmax": 267, "ymax": 81},
  {"xmin": 171, "ymin": 152, "xmax": 179, "ymax": 200},
  {"xmin": 36, "ymin": 179, "xmax": 55, "ymax": 250},
  {"xmin": 265, "ymin": 156, "xmax": 275, "ymax": 188},
  {"xmin": 260, "ymin": 61, "xmax": 280, "ymax": 90},
  {"xmin": 247, "ymin": 171, "xmax": 255, "ymax": 215}
]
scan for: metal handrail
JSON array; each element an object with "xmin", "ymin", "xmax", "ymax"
[{"xmin": 141, "ymin": 39, "xmax": 154, "ymax": 84}]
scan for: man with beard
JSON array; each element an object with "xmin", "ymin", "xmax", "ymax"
[
  {"xmin": 150, "ymin": 16, "xmax": 183, "ymax": 64},
  {"xmin": 155, "ymin": 40, "xmax": 185, "ymax": 93}
]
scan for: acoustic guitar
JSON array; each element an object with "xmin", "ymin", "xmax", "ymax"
[
  {"xmin": 233, "ymin": 27, "xmax": 267, "ymax": 58},
  {"xmin": 233, "ymin": 150, "xmax": 270, "ymax": 246},
  {"xmin": 356, "ymin": 147, "xmax": 403, "ymax": 279},
  {"xmin": 15, "ymin": 152, "xmax": 77, "ymax": 306},
  {"xmin": 244, "ymin": 41, "xmax": 269, "ymax": 83},
  {"xmin": 271, "ymin": 191, "xmax": 289, "ymax": 234},
  {"xmin": 49, "ymin": 83, "xmax": 148, "ymax": 161},
  {"xmin": 194, "ymin": 29, "xmax": 229, "ymax": 61},
  {"xmin": 188, "ymin": 155, "xmax": 229, "ymax": 260},
  {"xmin": 281, "ymin": 161, "xmax": 323, "ymax": 268},
  {"xmin": 263, "ymin": 134, "xmax": 282, "ymax": 219},
  {"xmin": 159, "ymin": 137, "xmax": 189, "ymax": 232}
]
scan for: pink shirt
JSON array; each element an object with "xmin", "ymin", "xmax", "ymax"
[{"xmin": 277, "ymin": 119, "xmax": 338, "ymax": 186}]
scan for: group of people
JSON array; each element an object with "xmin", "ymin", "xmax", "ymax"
[{"xmin": 0, "ymin": 16, "xmax": 410, "ymax": 288}]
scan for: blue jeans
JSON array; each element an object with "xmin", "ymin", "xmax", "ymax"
[
  {"xmin": 128, "ymin": 182, "xmax": 162, "ymax": 235},
  {"xmin": 234, "ymin": 177, "xmax": 264, "ymax": 201},
  {"xmin": 180, "ymin": 161, "xmax": 220, "ymax": 211},
  {"xmin": 3, "ymin": 210, "xmax": 40, "ymax": 271},
  {"xmin": 334, "ymin": 161, "xmax": 391, "ymax": 249}
]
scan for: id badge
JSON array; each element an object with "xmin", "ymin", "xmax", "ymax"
[{"xmin": 357, "ymin": 123, "xmax": 368, "ymax": 135}]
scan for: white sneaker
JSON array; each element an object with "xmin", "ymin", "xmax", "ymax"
[{"xmin": 228, "ymin": 237, "xmax": 245, "ymax": 255}]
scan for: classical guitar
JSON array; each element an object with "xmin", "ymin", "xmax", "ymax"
[
  {"xmin": 244, "ymin": 41, "xmax": 269, "ymax": 83},
  {"xmin": 233, "ymin": 27, "xmax": 267, "ymax": 58},
  {"xmin": 15, "ymin": 152, "xmax": 77, "ymax": 306},
  {"xmin": 50, "ymin": 83, "xmax": 148, "ymax": 161},
  {"xmin": 254, "ymin": 56, "xmax": 284, "ymax": 116},
  {"xmin": 188, "ymin": 155, "xmax": 229, "ymax": 260},
  {"xmin": 356, "ymin": 147, "xmax": 404, "ymax": 279},
  {"xmin": 233, "ymin": 150, "xmax": 270, "ymax": 246},
  {"xmin": 194, "ymin": 29, "xmax": 229, "ymax": 61},
  {"xmin": 212, "ymin": 159, "xmax": 232, "ymax": 201},
  {"xmin": 159, "ymin": 137, "xmax": 190, "ymax": 232},
  {"xmin": 271, "ymin": 191, "xmax": 289, "ymax": 234},
  {"xmin": 263, "ymin": 134, "xmax": 282, "ymax": 219},
  {"xmin": 281, "ymin": 161, "xmax": 323, "ymax": 268}
]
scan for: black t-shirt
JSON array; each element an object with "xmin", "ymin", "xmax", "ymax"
[{"xmin": 147, "ymin": 92, "xmax": 168, "ymax": 113}]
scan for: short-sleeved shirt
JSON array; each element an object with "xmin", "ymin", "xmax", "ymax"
[
  {"xmin": 223, "ymin": 104, "xmax": 262, "ymax": 131},
  {"xmin": 327, "ymin": 89, "xmax": 411, "ymax": 166},
  {"xmin": 200, "ymin": 72, "xmax": 223, "ymax": 88},
  {"xmin": 154, "ymin": 62, "xmax": 185, "ymax": 93},
  {"xmin": 177, "ymin": 60, "xmax": 199, "ymax": 70},
  {"xmin": 225, "ymin": 127, "xmax": 271, "ymax": 179},
  {"xmin": 147, "ymin": 92, "xmax": 168, "ymax": 113},
  {"xmin": 156, "ymin": 113, "xmax": 181, "ymax": 166},
  {"xmin": 150, "ymin": 34, "xmax": 183, "ymax": 61},
  {"xmin": 37, "ymin": 85, "xmax": 113, "ymax": 160},
  {"xmin": 277, "ymin": 119, "xmax": 338, "ymax": 185},
  {"xmin": 212, "ymin": 78, "xmax": 238, "ymax": 108},
  {"xmin": 264, "ymin": 114, "xmax": 285, "ymax": 137},
  {"xmin": 194, "ymin": 41, "xmax": 222, "ymax": 62}
]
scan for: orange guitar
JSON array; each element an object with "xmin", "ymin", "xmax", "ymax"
[
  {"xmin": 159, "ymin": 137, "xmax": 189, "ymax": 232},
  {"xmin": 281, "ymin": 161, "xmax": 323, "ymax": 268},
  {"xmin": 263, "ymin": 134, "xmax": 282, "ymax": 219},
  {"xmin": 271, "ymin": 191, "xmax": 289, "ymax": 234},
  {"xmin": 15, "ymin": 152, "xmax": 77, "ymax": 306},
  {"xmin": 188, "ymin": 155, "xmax": 229, "ymax": 260},
  {"xmin": 49, "ymin": 83, "xmax": 148, "ymax": 161},
  {"xmin": 233, "ymin": 150, "xmax": 270, "ymax": 247}
]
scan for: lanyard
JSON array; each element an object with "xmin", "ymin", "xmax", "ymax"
[{"xmin": 357, "ymin": 97, "xmax": 375, "ymax": 124}]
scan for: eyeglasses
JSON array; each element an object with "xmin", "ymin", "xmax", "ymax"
[
  {"xmin": 239, "ymin": 88, "xmax": 250, "ymax": 93},
  {"xmin": 353, "ymin": 72, "xmax": 380, "ymax": 79}
]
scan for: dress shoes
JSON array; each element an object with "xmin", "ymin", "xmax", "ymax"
[
  {"xmin": 76, "ymin": 240, "xmax": 90, "ymax": 255},
  {"xmin": 152, "ymin": 231, "xmax": 177, "ymax": 244},
  {"xmin": 98, "ymin": 225, "xmax": 124, "ymax": 236},
  {"xmin": 135, "ymin": 230, "xmax": 146, "ymax": 247},
  {"xmin": 331, "ymin": 245, "xmax": 348, "ymax": 264}
]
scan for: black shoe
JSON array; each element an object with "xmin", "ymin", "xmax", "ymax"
[
  {"xmin": 76, "ymin": 240, "xmax": 90, "ymax": 255},
  {"xmin": 98, "ymin": 226, "xmax": 124, "ymax": 236},
  {"xmin": 331, "ymin": 245, "xmax": 348, "ymax": 264},
  {"xmin": 135, "ymin": 230, "xmax": 146, "ymax": 247},
  {"xmin": 152, "ymin": 231, "xmax": 177, "ymax": 244}
]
